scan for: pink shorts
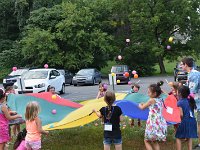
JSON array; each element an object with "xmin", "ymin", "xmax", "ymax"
[{"xmin": 25, "ymin": 140, "xmax": 41, "ymax": 150}]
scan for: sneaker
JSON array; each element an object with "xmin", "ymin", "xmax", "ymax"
[{"xmin": 193, "ymin": 144, "xmax": 200, "ymax": 149}]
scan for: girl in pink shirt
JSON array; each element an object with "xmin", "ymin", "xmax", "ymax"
[
  {"xmin": 0, "ymin": 89, "xmax": 22, "ymax": 150},
  {"xmin": 25, "ymin": 101, "xmax": 48, "ymax": 150}
]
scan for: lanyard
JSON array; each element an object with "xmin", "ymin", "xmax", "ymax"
[{"xmin": 104, "ymin": 106, "xmax": 114, "ymax": 123}]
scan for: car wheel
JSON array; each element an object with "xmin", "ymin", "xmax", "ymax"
[
  {"xmin": 60, "ymin": 84, "xmax": 65, "ymax": 94},
  {"xmin": 99, "ymin": 79, "xmax": 102, "ymax": 84},
  {"xmin": 74, "ymin": 84, "xmax": 77, "ymax": 86},
  {"xmin": 174, "ymin": 76, "xmax": 177, "ymax": 82},
  {"xmin": 93, "ymin": 78, "xmax": 96, "ymax": 85},
  {"xmin": 70, "ymin": 79, "xmax": 73, "ymax": 85}
]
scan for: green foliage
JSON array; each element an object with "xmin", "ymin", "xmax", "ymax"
[
  {"xmin": 0, "ymin": 42, "xmax": 24, "ymax": 68},
  {"xmin": 0, "ymin": 0, "xmax": 200, "ymax": 75},
  {"xmin": 21, "ymin": 28, "xmax": 59, "ymax": 67},
  {"xmin": 20, "ymin": 2, "xmax": 115, "ymax": 71},
  {"xmin": 126, "ymin": 0, "xmax": 200, "ymax": 73}
]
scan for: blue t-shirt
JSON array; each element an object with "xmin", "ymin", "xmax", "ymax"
[
  {"xmin": 188, "ymin": 70, "xmax": 200, "ymax": 93},
  {"xmin": 188, "ymin": 69, "xmax": 200, "ymax": 110},
  {"xmin": 177, "ymin": 98, "xmax": 195, "ymax": 120}
]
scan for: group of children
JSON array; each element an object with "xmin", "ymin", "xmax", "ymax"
[
  {"xmin": 0, "ymin": 56, "xmax": 199, "ymax": 150},
  {"xmin": 94, "ymin": 80, "xmax": 198, "ymax": 150},
  {"xmin": 0, "ymin": 87, "xmax": 49, "ymax": 150}
]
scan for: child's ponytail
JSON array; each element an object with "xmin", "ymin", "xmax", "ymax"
[
  {"xmin": 188, "ymin": 94, "xmax": 197, "ymax": 111},
  {"xmin": 104, "ymin": 91, "xmax": 116, "ymax": 120}
]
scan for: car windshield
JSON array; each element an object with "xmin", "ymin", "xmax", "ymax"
[
  {"xmin": 23, "ymin": 71, "xmax": 48, "ymax": 79},
  {"xmin": 9, "ymin": 69, "xmax": 28, "ymax": 76},
  {"xmin": 58, "ymin": 70, "xmax": 65, "ymax": 75},
  {"xmin": 111, "ymin": 66, "xmax": 128, "ymax": 73},
  {"xmin": 77, "ymin": 69, "xmax": 94, "ymax": 75}
]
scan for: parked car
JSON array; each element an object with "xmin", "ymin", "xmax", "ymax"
[
  {"xmin": 14, "ymin": 68, "xmax": 65, "ymax": 94},
  {"xmin": 111, "ymin": 65, "xmax": 130, "ymax": 84},
  {"xmin": 57, "ymin": 69, "xmax": 74, "ymax": 85},
  {"xmin": 72, "ymin": 68, "xmax": 102, "ymax": 86},
  {"xmin": 174, "ymin": 62, "xmax": 200, "ymax": 81},
  {"xmin": 3, "ymin": 68, "xmax": 29, "ymax": 89}
]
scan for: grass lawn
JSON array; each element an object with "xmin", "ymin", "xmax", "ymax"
[{"xmin": 9, "ymin": 120, "xmax": 198, "ymax": 150}]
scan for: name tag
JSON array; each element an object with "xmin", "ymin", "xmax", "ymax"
[
  {"xmin": 190, "ymin": 111, "xmax": 194, "ymax": 118},
  {"xmin": 166, "ymin": 106, "xmax": 173, "ymax": 114},
  {"xmin": 104, "ymin": 123, "xmax": 112, "ymax": 131}
]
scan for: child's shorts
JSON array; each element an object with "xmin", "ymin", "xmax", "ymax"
[
  {"xmin": 25, "ymin": 140, "xmax": 41, "ymax": 150},
  {"xmin": 103, "ymin": 138, "xmax": 122, "ymax": 145}
]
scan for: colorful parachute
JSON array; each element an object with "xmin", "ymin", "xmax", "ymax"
[
  {"xmin": 115, "ymin": 93, "xmax": 180, "ymax": 124},
  {"xmin": 43, "ymin": 93, "xmax": 127, "ymax": 130},
  {"xmin": 7, "ymin": 91, "xmax": 180, "ymax": 130},
  {"xmin": 7, "ymin": 92, "xmax": 82, "ymax": 126}
]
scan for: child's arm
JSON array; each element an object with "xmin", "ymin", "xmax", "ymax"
[
  {"xmin": 35, "ymin": 117, "xmax": 49, "ymax": 135},
  {"xmin": 139, "ymin": 98, "xmax": 155, "ymax": 110},
  {"xmin": 178, "ymin": 107, "xmax": 183, "ymax": 119},
  {"xmin": 119, "ymin": 115, "xmax": 123, "ymax": 122},
  {"xmin": 96, "ymin": 91, "xmax": 100, "ymax": 99},
  {"xmin": 92, "ymin": 109, "xmax": 102, "ymax": 118},
  {"xmin": 2, "ymin": 105, "xmax": 22, "ymax": 120}
]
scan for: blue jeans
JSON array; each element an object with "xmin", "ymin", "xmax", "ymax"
[{"xmin": 103, "ymin": 138, "xmax": 122, "ymax": 145}]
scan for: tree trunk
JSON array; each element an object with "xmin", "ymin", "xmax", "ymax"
[{"xmin": 158, "ymin": 55, "xmax": 166, "ymax": 74}]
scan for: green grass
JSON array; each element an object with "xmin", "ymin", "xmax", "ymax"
[
  {"xmin": 8, "ymin": 119, "xmax": 198, "ymax": 150},
  {"xmin": 154, "ymin": 60, "xmax": 176, "ymax": 75}
]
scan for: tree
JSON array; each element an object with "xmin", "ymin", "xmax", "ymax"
[
  {"xmin": 20, "ymin": 2, "xmax": 114, "ymax": 71},
  {"xmin": 128, "ymin": 0, "xmax": 200, "ymax": 73}
]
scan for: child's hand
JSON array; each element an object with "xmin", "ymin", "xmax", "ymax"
[
  {"xmin": 92, "ymin": 109, "xmax": 96, "ymax": 113},
  {"xmin": 17, "ymin": 114, "xmax": 22, "ymax": 118},
  {"xmin": 139, "ymin": 103, "xmax": 143, "ymax": 108},
  {"xmin": 10, "ymin": 111, "xmax": 17, "ymax": 115}
]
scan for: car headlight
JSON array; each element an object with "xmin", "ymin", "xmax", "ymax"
[
  {"xmin": 73, "ymin": 76, "xmax": 76, "ymax": 79},
  {"xmin": 87, "ymin": 76, "xmax": 93, "ymax": 80},
  {"xmin": 34, "ymin": 83, "xmax": 45, "ymax": 88},
  {"xmin": 178, "ymin": 72, "xmax": 185, "ymax": 75},
  {"xmin": 3, "ymin": 79, "xmax": 6, "ymax": 83}
]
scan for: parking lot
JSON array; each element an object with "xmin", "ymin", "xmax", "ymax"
[{"xmin": 0, "ymin": 76, "xmax": 173, "ymax": 101}]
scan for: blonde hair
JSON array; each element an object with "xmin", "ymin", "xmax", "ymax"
[{"xmin": 25, "ymin": 101, "xmax": 40, "ymax": 121}]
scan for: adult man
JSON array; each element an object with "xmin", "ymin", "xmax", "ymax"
[{"xmin": 181, "ymin": 57, "xmax": 200, "ymax": 149}]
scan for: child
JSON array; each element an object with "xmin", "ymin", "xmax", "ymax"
[
  {"xmin": 0, "ymin": 89, "xmax": 22, "ymax": 150},
  {"xmin": 47, "ymin": 86, "xmax": 56, "ymax": 95},
  {"xmin": 93, "ymin": 91, "xmax": 123, "ymax": 150},
  {"xmin": 168, "ymin": 82, "xmax": 180, "ymax": 131},
  {"xmin": 25, "ymin": 101, "xmax": 49, "ymax": 150},
  {"xmin": 168, "ymin": 82, "xmax": 179, "ymax": 100},
  {"xmin": 96, "ymin": 83, "xmax": 108, "ymax": 99},
  {"xmin": 6, "ymin": 86, "xmax": 24, "ymax": 137},
  {"xmin": 129, "ymin": 83, "xmax": 140, "ymax": 93},
  {"xmin": 129, "ymin": 83, "xmax": 141, "ymax": 127},
  {"xmin": 139, "ymin": 81, "xmax": 167, "ymax": 150},
  {"xmin": 175, "ymin": 85, "xmax": 198, "ymax": 150},
  {"xmin": 13, "ymin": 128, "xmax": 27, "ymax": 150}
]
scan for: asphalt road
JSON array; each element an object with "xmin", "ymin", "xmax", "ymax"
[{"xmin": 0, "ymin": 76, "xmax": 174, "ymax": 101}]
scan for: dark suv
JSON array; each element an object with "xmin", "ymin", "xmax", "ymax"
[
  {"xmin": 3, "ymin": 68, "xmax": 29, "ymax": 89},
  {"xmin": 111, "ymin": 65, "xmax": 130, "ymax": 84}
]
